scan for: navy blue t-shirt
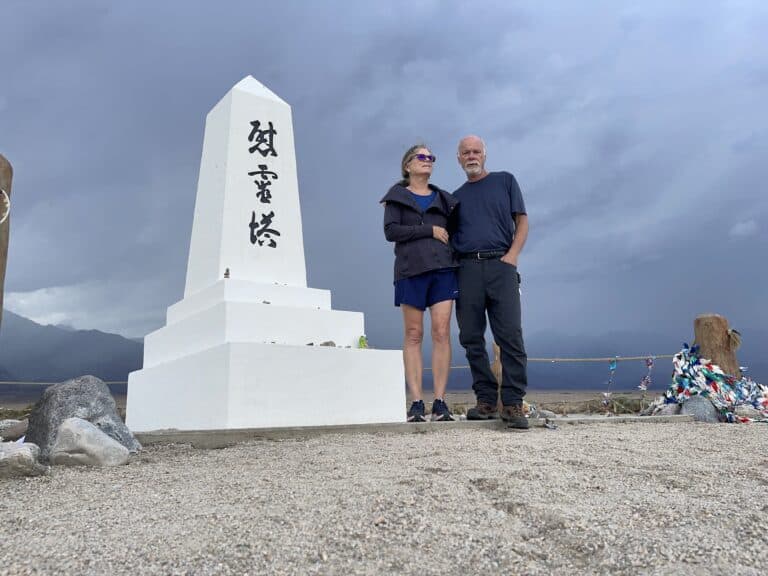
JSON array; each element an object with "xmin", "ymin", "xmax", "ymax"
[
  {"xmin": 410, "ymin": 190, "xmax": 436, "ymax": 212},
  {"xmin": 451, "ymin": 171, "xmax": 526, "ymax": 253}
]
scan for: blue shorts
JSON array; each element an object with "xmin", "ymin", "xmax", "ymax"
[{"xmin": 394, "ymin": 268, "xmax": 459, "ymax": 311}]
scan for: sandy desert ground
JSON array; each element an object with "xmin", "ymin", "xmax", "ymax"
[{"xmin": 2, "ymin": 419, "xmax": 766, "ymax": 575}]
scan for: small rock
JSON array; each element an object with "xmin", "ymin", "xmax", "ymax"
[
  {"xmin": 640, "ymin": 396, "xmax": 665, "ymax": 416},
  {"xmin": 319, "ymin": 341, "xmax": 336, "ymax": 347},
  {"xmin": 734, "ymin": 405, "xmax": 762, "ymax": 419},
  {"xmin": 654, "ymin": 403, "xmax": 681, "ymax": 416},
  {"xmin": 0, "ymin": 419, "xmax": 28, "ymax": 441},
  {"xmin": 523, "ymin": 400, "xmax": 534, "ymax": 417},
  {"xmin": 50, "ymin": 417, "xmax": 130, "ymax": 467},
  {"xmin": 0, "ymin": 442, "xmax": 48, "ymax": 478},
  {"xmin": 0, "ymin": 419, "xmax": 22, "ymax": 434},
  {"xmin": 680, "ymin": 395, "xmax": 721, "ymax": 423}
]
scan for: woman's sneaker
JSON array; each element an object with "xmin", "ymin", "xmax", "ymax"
[
  {"xmin": 407, "ymin": 400, "xmax": 426, "ymax": 422},
  {"xmin": 431, "ymin": 398, "xmax": 454, "ymax": 421}
]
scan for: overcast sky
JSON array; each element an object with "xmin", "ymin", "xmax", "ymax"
[{"xmin": 2, "ymin": 1, "xmax": 767, "ymax": 362}]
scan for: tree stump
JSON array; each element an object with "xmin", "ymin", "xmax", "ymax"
[
  {"xmin": 0, "ymin": 153, "xmax": 13, "ymax": 331},
  {"xmin": 693, "ymin": 314, "xmax": 741, "ymax": 378}
]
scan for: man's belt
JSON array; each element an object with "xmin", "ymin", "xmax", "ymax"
[{"xmin": 457, "ymin": 250, "xmax": 506, "ymax": 260}]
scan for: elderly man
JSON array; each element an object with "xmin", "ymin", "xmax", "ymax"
[{"xmin": 451, "ymin": 135, "xmax": 529, "ymax": 429}]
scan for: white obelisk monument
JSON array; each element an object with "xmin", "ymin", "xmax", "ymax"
[{"xmin": 126, "ymin": 76, "xmax": 405, "ymax": 432}]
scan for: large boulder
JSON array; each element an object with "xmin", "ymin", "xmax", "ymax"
[
  {"xmin": 26, "ymin": 375, "xmax": 141, "ymax": 462},
  {"xmin": 680, "ymin": 395, "xmax": 721, "ymax": 423},
  {"xmin": 0, "ymin": 443, "xmax": 48, "ymax": 478},
  {"xmin": 50, "ymin": 418, "xmax": 130, "ymax": 467}
]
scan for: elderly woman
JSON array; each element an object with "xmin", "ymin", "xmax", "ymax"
[{"xmin": 381, "ymin": 144, "xmax": 459, "ymax": 422}]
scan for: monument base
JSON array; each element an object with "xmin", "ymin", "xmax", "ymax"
[{"xmin": 126, "ymin": 342, "xmax": 406, "ymax": 432}]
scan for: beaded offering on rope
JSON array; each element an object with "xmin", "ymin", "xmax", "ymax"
[
  {"xmin": 603, "ymin": 357, "xmax": 618, "ymax": 407},
  {"xmin": 638, "ymin": 356, "xmax": 654, "ymax": 391}
]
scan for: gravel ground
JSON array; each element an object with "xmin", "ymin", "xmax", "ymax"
[{"xmin": 2, "ymin": 421, "xmax": 766, "ymax": 575}]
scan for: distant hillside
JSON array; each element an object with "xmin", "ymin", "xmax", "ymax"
[
  {"xmin": 0, "ymin": 310, "xmax": 143, "ymax": 382},
  {"xmin": 1, "ymin": 308, "xmax": 763, "ymax": 390}
]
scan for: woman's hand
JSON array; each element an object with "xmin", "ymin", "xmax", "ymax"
[{"xmin": 432, "ymin": 225, "xmax": 449, "ymax": 245}]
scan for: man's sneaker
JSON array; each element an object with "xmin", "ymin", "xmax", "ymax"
[
  {"xmin": 466, "ymin": 402, "xmax": 498, "ymax": 420},
  {"xmin": 407, "ymin": 400, "xmax": 426, "ymax": 422},
  {"xmin": 501, "ymin": 404, "xmax": 529, "ymax": 429},
  {"xmin": 431, "ymin": 399, "xmax": 454, "ymax": 422}
]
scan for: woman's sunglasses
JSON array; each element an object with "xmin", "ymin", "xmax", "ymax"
[{"xmin": 411, "ymin": 153, "xmax": 436, "ymax": 163}]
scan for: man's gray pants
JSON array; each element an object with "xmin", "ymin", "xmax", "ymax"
[{"xmin": 456, "ymin": 258, "xmax": 528, "ymax": 406}]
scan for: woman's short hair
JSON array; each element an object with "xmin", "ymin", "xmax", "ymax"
[{"xmin": 398, "ymin": 143, "xmax": 429, "ymax": 187}]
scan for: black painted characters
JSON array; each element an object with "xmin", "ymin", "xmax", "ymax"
[{"xmin": 247, "ymin": 120, "xmax": 280, "ymax": 247}]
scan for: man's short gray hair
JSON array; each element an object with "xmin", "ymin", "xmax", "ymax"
[{"xmin": 457, "ymin": 135, "xmax": 487, "ymax": 155}]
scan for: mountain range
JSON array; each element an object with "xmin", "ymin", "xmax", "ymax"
[
  {"xmin": 0, "ymin": 309, "xmax": 765, "ymax": 393},
  {"xmin": 0, "ymin": 310, "xmax": 142, "ymax": 382}
]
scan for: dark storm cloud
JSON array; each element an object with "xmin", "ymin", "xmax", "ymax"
[{"xmin": 1, "ymin": 0, "xmax": 767, "ymax": 375}]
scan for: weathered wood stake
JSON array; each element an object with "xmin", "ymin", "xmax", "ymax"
[
  {"xmin": 693, "ymin": 313, "xmax": 741, "ymax": 378},
  {"xmin": 492, "ymin": 343, "xmax": 502, "ymax": 386},
  {"xmin": 0, "ymin": 153, "xmax": 13, "ymax": 331}
]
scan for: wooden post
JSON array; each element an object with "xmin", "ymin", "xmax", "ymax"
[
  {"xmin": 0, "ymin": 153, "xmax": 13, "ymax": 331},
  {"xmin": 693, "ymin": 313, "xmax": 741, "ymax": 378},
  {"xmin": 492, "ymin": 343, "xmax": 502, "ymax": 385},
  {"xmin": 492, "ymin": 343, "xmax": 503, "ymax": 409}
]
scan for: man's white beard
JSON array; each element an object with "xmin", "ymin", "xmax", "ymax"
[{"xmin": 464, "ymin": 164, "xmax": 482, "ymax": 177}]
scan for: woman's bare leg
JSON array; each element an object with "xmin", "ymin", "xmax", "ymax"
[
  {"xmin": 402, "ymin": 304, "xmax": 425, "ymax": 401},
  {"xmin": 429, "ymin": 299, "xmax": 453, "ymax": 400}
]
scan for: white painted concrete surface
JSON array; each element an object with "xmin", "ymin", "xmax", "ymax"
[
  {"xmin": 184, "ymin": 76, "xmax": 308, "ymax": 294},
  {"xmin": 167, "ymin": 279, "xmax": 332, "ymax": 325},
  {"xmin": 144, "ymin": 302, "xmax": 364, "ymax": 368},
  {"xmin": 126, "ymin": 77, "xmax": 405, "ymax": 432},
  {"xmin": 128, "ymin": 344, "xmax": 405, "ymax": 432}
]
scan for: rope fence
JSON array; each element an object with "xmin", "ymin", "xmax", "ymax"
[
  {"xmin": 425, "ymin": 353, "xmax": 676, "ymax": 370},
  {"xmin": 0, "ymin": 355, "xmax": 678, "ymax": 381}
]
